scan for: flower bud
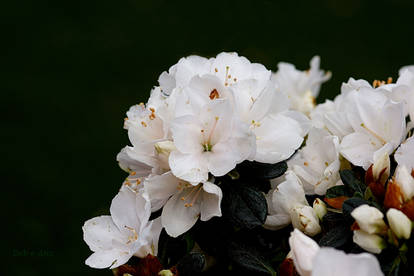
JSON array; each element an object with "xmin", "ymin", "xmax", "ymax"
[
  {"xmin": 351, "ymin": 205, "xmax": 386, "ymax": 234},
  {"xmin": 159, "ymin": 270, "xmax": 174, "ymax": 276},
  {"xmin": 353, "ymin": 230, "xmax": 386, "ymax": 254},
  {"xmin": 154, "ymin": 141, "xmax": 176, "ymax": 170},
  {"xmin": 291, "ymin": 205, "xmax": 322, "ymax": 236},
  {"xmin": 386, "ymin": 208, "xmax": 413, "ymax": 239},
  {"xmin": 395, "ymin": 165, "xmax": 414, "ymax": 202},
  {"xmin": 372, "ymin": 151, "xmax": 390, "ymax": 185},
  {"xmin": 313, "ymin": 198, "xmax": 327, "ymax": 220}
]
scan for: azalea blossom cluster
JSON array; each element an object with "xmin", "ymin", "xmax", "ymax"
[{"xmin": 82, "ymin": 53, "xmax": 414, "ymax": 275}]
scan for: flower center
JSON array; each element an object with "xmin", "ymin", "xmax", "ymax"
[
  {"xmin": 180, "ymin": 184, "xmax": 203, "ymax": 207},
  {"xmin": 209, "ymin": 89, "xmax": 220, "ymax": 100},
  {"xmin": 124, "ymin": 225, "xmax": 138, "ymax": 244},
  {"xmin": 201, "ymin": 116, "xmax": 219, "ymax": 152}
]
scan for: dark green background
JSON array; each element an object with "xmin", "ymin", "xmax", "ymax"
[{"xmin": 3, "ymin": 0, "xmax": 414, "ymax": 275}]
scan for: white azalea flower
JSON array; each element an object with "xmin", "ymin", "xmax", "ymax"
[
  {"xmin": 117, "ymin": 99, "xmax": 170, "ymax": 174},
  {"xmin": 264, "ymin": 171, "xmax": 321, "ymax": 236},
  {"xmin": 289, "ymin": 229, "xmax": 383, "ymax": 276},
  {"xmin": 272, "ymin": 56, "xmax": 331, "ymax": 115},
  {"xmin": 310, "ymin": 77, "xmax": 388, "ymax": 141},
  {"xmin": 339, "ymin": 87, "xmax": 406, "ymax": 169},
  {"xmin": 289, "ymin": 128, "xmax": 340, "ymax": 195},
  {"xmin": 143, "ymin": 172, "xmax": 222, "ymax": 237},
  {"xmin": 169, "ymin": 99, "xmax": 255, "ymax": 183},
  {"xmin": 395, "ymin": 136, "xmax": 414, "ymax": 170},
  {"xmin": 83, "ymin": 186, "xmax": 162, "ymax": 269},
  {"xmin": 172, "ymin": 53, "xmax": 310, "ymax": 164}
]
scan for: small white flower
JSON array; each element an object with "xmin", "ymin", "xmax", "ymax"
[
  {"xmin": 169, "ymin": 99, "xmax": 255, "ymax": 183},
  {"xmin": 353, "ymin": 230, "xmax": 386, "ymax": 254},
  {"xmin": 386, "ymin": 208, "xmax": 413, "ymax": 239},
  {"xmin": 273, "ymin": 56, "xmax": 331, "ymax": 115},
  {"xmin": 82, "ymin": 186, "xmax": 162, "ymax": 269},
  {"xmin": 339, "ymin": 87, "xmax": 406, "ymax": 169},
  {"xmin": 351, "ymin": 205, "xmax": 387, "ymax": 234},
  {"xmin": 289, "ymin": 229, "xmax": 383, "ymax": 276},
  {"xmin": 265, "ymin": 171, "xmax": 321, "ymax": 236},
  {"xmin": 289, "ymin": 128, "xmax": 340, "ymax": 195},
  {"xmin": 143, "ymin": 172, "xmax": 222, "ymax": 237}
]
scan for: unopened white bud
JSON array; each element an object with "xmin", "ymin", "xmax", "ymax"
[
  {"xmin": 313, "ymin": 198, "xmax": 327, "ymax": 221},
  {"xmin": 159, "ymin": 270, "xmax": 174, "ymax": 276},
  {"xmin": 351, "ymin": 205, "xmax": 386, "ymax": 234},
  {"xmin": 154, "ymin": 141, "xmax": 176, "ymax": 170},
  {"xmin": 291, "ymin": 205, "xmax": 321, "ymax": 236},
  {"xmin": 353, "ymin": 230, "xmax": 386, "ymax": 254},
  {"xmin": 395, "ymin": 165, "xmax": 414, "ymax": 201},
  {"xmin": 373, "ymin": 152, "xmax": 390, "ymax": 184},
  {"xmin": 154, "ymin": 140, "xmax": 176, "ymax": 155},
  {"xmin": 386, "ymin": 208, "xmax": 413, "ymax": 240}
]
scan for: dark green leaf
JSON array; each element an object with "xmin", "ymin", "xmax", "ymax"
[
  {"xmin": 318, "ymin": 224, "xmax": 352, "ymax": 248},
  {"xmin": 157, "ymin": 229, "xmax": 189, "ymax": 267},
  {"xmin": 325, "ymin": 185, "xmax": 350, "ymax": 198},
  {"xmin": 237, "ymin": 161, "xmax": 288, "ymax": 180},
  {"xmin": 228, "ymin": 242, "xmax": 276, "ymax": 275},
  {"xmin": 222, "ymin": 184, "xmax": 267, "ymax": 229},
  {"xmin": 340, "ymin": 170, "xmax": 366, "ymax": 194},
  {"xmin": 177, "ymin": 253, "xmax": 205, "ymax": 276}
]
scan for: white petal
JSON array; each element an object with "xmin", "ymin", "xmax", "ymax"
[
  {"xmin": 169, "ymin": 151, "xmax": 208, "ymax": 183},
  {"xmin": 161, "ymin": 192, "xmax": 200, "ymax": 237},
  {"xmin": 85, "ymin": 249, "xmax": 132, "ymax": 269},
  {"xmin": 110, "ymin": 187, "xmax": 150, "ymax": 235},
  {"xmin": 263, "ymin": 213, "xmax": 291, "ymax": 230},
  {"xmin": 254, "ymin": 113, "xmax": 307, "ymax": 163},
  {"xmin": 83, "ymin": 216, "xmax": 123, "ymax": 252},
  {"xmin": 170, "ymin": 115, "xmax": 204, "ymax": 153},
  {"xmin": 289, "ymin": 229, "xmax": 319, "ymax": 276},
  {"xmin": 207, "ymin": 143, "xmax": 241, "ymax": 177},
  {"xmin": 340, "ymin": 132, "xmax": 379, "ymax": 169},
  {"xmin": 395, "ymin": 136, "xmax": 414, "ymax": 170},
  {"xmin": 200, "ymin": 182, "xmax": 223, "ymax": 221},
  {"xmin": 143, "ymin": 172, "xmax": 182, "ymax": 211},
  {"xmin": 312, "ymin": 248, "xmax": 383, "ymax": 276}
]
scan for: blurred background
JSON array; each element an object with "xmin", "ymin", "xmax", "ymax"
[{"xmin": 3, "ymin": 0, "xmax": 414, "ymax": 275}]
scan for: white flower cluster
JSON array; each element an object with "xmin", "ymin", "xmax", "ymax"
[{"xmin": 82, "ymin": 52, "xmax": 414, "ymax": 273}]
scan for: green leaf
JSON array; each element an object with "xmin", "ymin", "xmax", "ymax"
[
  {"xmin": 318, "ymin": 224, "xmax": 352, "ymax": 248},
  {"xmin": 157, "ymin": 229, "xmax": 189, "ymax": 267},
  {"xmin": 228, "ymin": 242, "xmax": 277, "ymax": 275},
  {"xmin": 222, "ymin": 184, "xmax": 268, "ymax": 229},
  {"xmin": 177, "ymin": 253, "xmax": 205, "ymax": 276},
  {"xmin": 340, "ymin": 170, "xmax": 366, "ymax": 194},
  {"xmin": 238, "ymin": 161, "xmax": 288, "ymax": 180},
  {"xmin": 325, "ymin": 185, "xmax": 350, "ymax": 198}
]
